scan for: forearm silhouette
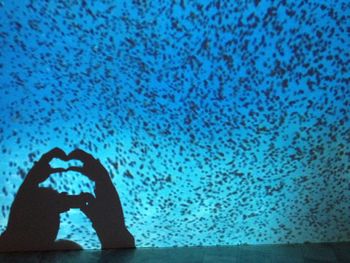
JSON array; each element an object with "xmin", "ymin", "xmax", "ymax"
[
  {"xmin": 68, "ymin": 149, "xmax": 135, "ymax": 249},
  {"xmin": 0, "ymin": 148, "xmax": 134, "ymax": 252}
]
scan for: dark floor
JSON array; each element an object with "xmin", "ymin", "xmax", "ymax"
[{"xmin": 0, "ymin": 242, "xmax": 349, "ymax": 263}]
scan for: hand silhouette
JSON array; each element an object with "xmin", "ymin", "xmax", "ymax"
[
  {"xmin": 67, "ymin": 149, "xmax": 135, "ymax": 249},
  {"xmin": 0, "ymin": 148, "xmax": 134, "ymax": 252},
  {"xmin": 0, "ymin": 147, "xmax": 89, "ymax": 252}
]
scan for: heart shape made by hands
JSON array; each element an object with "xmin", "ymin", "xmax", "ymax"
[
  {"xmin": 48, "ymin": 149, "xmax": 88, "ymax": 171},
  {"xmin": 41, "ymin": 149, "xmax": 95, "ymax": 209}
]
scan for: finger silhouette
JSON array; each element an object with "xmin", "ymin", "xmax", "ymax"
[
  {"xmin": 68, "ymin": 149, "xmax": 109, "ymax": 182},
  {"xmin": 40, "ymin": 147, "xmax": 67, "ymax": 163},
  {"xmin": 23, "ymin": 148, "xmax": 68, "ymax": 186},
  {"xmin": 59, "ymin": 192, "xmax": 95, "ymax": 210},
  {"xmin": 78, "ymin": 193, "xmax": 96, "ymax": 217},
  {"xmin": 68, "ymin": 149, "xmax": 95, "ymax": 164}
]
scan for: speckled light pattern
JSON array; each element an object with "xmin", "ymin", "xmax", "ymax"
[{"xmin": 0, "ymin": 0, "xmax": 350, "ymax": 249}]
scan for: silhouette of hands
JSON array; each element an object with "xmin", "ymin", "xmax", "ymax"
[
  {"xmin": 67, "ymin": 149, "xmax": 135, "ymax": 249},
  {"xmin": 0, "ymin": 148, "xmax": 85, "ymax": 251},
  {"xmin": 0, "ymin": 147, "xmax": 134, "ymax": 252}
]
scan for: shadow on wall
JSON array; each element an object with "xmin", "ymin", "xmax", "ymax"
[{"xmin": 0, "ymin": 148, "xmax": 135, "ymax": 252}]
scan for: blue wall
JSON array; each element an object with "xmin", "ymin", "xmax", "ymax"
[{"xmin": 0, "ymin": 0, "xmax": 350, "ymax": 249}]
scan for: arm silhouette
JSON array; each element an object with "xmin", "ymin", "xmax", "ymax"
[
  {"xmin": 0, "ymin": 148, "xmax": 134, "ymax": 251},
  {"xmin": 0, "ymin": 148, "xmax": 84, "ymax": 252},
  {"xmin": 68, "ymin": 149, "xmax": 135, "ymax": 249}
]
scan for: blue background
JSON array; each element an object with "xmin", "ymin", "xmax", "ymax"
[{"xmin": 0, "ymin": 0, "xmax": 350, "ymax": 249}]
